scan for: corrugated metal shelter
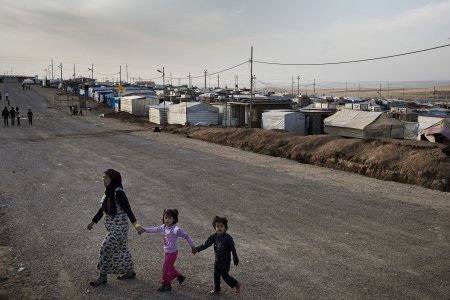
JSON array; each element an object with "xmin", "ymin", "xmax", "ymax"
[
  {"xmin": 262, "ymin": 110, "xmax": 306, "ymax": 134},
  {"xmin": 167, "ymin": 102, "xmax": 219, "ymax": 126},
  {"xmin": 120, "ymin": 95, "xmax": 159, "ymax": 117},
  {"xmin": 149, "ymin": 101, "xmax": 172, "ymax": 124},
  {"xmin": 324, "ymin": 109, "xmax": 405, "ymax": 139}
]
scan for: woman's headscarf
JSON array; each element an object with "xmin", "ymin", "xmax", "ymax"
[
  {"xmin": 104, "ymin": 169, "xmax": 123, "ymax": 195},
  {"xmin": 103, "ymin": 169, "xmax": 123, "ymax": 215}
]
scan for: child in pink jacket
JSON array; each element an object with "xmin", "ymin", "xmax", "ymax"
[{"xmin": 142, "ymin": 209, "xmax": 196, "ymax": 292}]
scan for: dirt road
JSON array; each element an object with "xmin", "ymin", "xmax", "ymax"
[{"xmin": 0, "ymin": 83, "xmax": 449, "ymax": 299}]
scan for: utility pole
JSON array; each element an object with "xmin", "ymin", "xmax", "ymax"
[
  {"xmin": 90, "ymin": 63, "xmax": 94, "ymax": 80},
  {"xmin": 297, "ymin": 76, "xmax": 301, "ymax": 96},
  {"xmin": 249, "ymin": 46, "xmax": 253, "ymax": 129},
  {"xmin": 60, "ymin": 62, "xmax": 62, "ymax": 80},
  {"xmin": 204, "ymin": 70, "xmax": 207, "ymax": 89},
  {"xmin": 291, "ymin": 76, "xmax": 294, "ymax": 95},
  {"xmin": 379, "ymin": 84, "xmax": 382, "ymax": 99},
  {"xmin": 313, "ymin": 78, "xmax": 316, "ymax": 96},
  {"xmin": 217, "ymin": 74, "xmax": 220, "ymax": 89},
  {"xmin": 188, "ymin": 72, "xmax": 191, "ymax": 88},
  {"xmin": 235, "ymin": 74, "xmax": 239, "ymax": 91},
  {"xmin": 51, "ymin": 59, "xmax": 54, "ymax": 80},
  {"xmin": 73, "ymin": 64, "xmax": 76, "ymax": 79},
  {"xmin": 119, "ymin": 65, "xmax": 122, "ymax": 83}
]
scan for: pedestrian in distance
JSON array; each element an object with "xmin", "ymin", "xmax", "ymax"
[
  {"xmin": 27, "ymin": 108, "xmax": 33, "ymax": 126},
  {"xmin": 141, "ymin": 209, "xmax": 196, "ymax": 292},
  {"xmin": 5, "ymin": 90, "xmax": 9, "ymax": 106},
  {"xmin": 9, "ymin": 107, "xmax": 15, "ymax": 126},
  {"xmin": 87, "ymin": 169, "xmax": 144, "ymax": 287},
  {"xmin": 2, "ymin": 106, "xmax": 9, "ymax": 126},
  {"xmin": 194, "ymin": 216, "xmax": 241, "ymax": 296},
  {"xmin": 15, "ymin": 107, "xmax": 20, "ymax": 125}
]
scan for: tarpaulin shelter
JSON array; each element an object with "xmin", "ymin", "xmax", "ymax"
[
  {"xmin": 324, "ymin": 109, "xmax": 405, "ymax": 139},
  {"xmin": 262, "ymin": 110, "xmax": 305, "ymax": 134}
]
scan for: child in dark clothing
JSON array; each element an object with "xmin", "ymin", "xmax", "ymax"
[{"xmin": 195, "ymin": 216, "xmax": 241, "ymax": 295}]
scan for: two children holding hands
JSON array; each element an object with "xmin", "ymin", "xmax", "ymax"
[{"xmin": 141, "ymin": 209, "xmax": 241, "ymax": 295}]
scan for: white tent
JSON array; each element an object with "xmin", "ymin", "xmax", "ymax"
[
  {"xmin": 167, "ymin": 102, "xmax": 219, "ymax": 126},
  {"xmin": 324, "ymin": 109, "xmax": 405, "ymax": 139},
  {"xmin": 262, "ymin": 110, "xmax": 305, "ymax": 134},
  {"xmin": 120, "ymin": 95, "xmax": 159, "ymax": 117},
  {"xmin": 149, "ymin": 101, "xmax": 172, "ymax": 124},
  {"xmin": 417, "ymin": 118, "xmax": 450, "ymax": 143}
]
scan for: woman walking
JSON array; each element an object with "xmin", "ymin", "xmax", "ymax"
[
  {"xmin": 27, "ymin": 108, "xmax": 33, "ymax": 126},
  {"xmin": 87, "ymin": 169, "xmax": 144, "ymax": 287}
]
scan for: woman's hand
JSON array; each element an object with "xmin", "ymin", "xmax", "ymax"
[
  {"xmin": 87, "ymin": 222, "xmax": 94, "ymax": 230},
  {"xmin": 191, "ymin": 246, "xmax": 197, "ymax": 255}
]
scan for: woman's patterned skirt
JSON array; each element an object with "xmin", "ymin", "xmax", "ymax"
[{"xmin": 97, "ymin": 213, "xmax": 134, "ymax": 274}]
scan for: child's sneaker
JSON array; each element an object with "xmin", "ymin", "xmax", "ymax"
[
  {"xmin": 157, "ymin": 285, "xmax": 172, "ymax": 292},
  {"xmin": 208, "ymin": 290, "xmax": 221, "ymax": 296},
  {"xmin": 177, "ymin": 274, "xmax": 186, "ymax": 285},
  {"xmin": 235, "ymin": 281, "xmax": 241, "ymax": 295}
]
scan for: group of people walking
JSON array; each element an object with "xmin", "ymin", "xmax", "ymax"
[
  {"xmin": 1, "ymin": 89, "xmax": 34, "ymax": 126},
  {"xmin": 2, "ymin": 106, "xmax": 33, "ymax": 126},
  {"xmin": 87, "ymin": 169, "xmax": 241, "ymax": 296}
]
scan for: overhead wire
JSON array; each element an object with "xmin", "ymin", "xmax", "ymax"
[{"xmin": 253, "ymin": 43, "xmax": 450, "ymax": 66}]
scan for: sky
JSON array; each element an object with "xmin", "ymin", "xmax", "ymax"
[{"xmin": 1, "ymin": 0, "xmax": 449, "ymax": 90}]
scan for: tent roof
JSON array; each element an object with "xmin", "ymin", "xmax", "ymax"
[
  {"xmin": 426, "ymin": 127, "xmax": 450, "ymax": 140},
  {"xmin": 169, "ymin": 102, "xmax": 219, "ymax": 113},
  {"xmin": 324, "ymin": 109, "xmax": 382, "ymax": 130}
]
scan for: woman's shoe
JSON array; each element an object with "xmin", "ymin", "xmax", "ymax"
[
  {"xmin": 117, "ymin": 271, "xmax": 136, "ymax": 280},
  {"xmin": 89, "ymin": 276, "xmax": 107, "ymax": 287}
]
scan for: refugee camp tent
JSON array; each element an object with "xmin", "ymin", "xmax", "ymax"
[
  {"xmin": 417, "ymin": 116, "xmax": 445, "ymax": 131},
  {"xmin": 149, "ymin": 101, "xmax": 172, "ymax": 124},
  {"xmin": 324, "ymin": 109, "xmax": 405, "ymax": 139},
  {"xmin": 23, "ymin": 79, "xmax": 34, "ymax": 84},
  {"xmin": 262, "ymin": 110, "xmax": 306, "ymax": 134},
  {"xmin": 167, "ymin": 102, "xmax": 219, "ymax": 125},
  {"xmin": 417, "ymin": 118, "xmax": 450, "ymax": 144},
  {"xmin": 120, "ymin": 95, "xmax": 159, "ymax": 116}
]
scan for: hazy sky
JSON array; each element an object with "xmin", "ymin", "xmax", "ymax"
[{"xmin": 1, "ymin": 0, "xmax": 449, "ymax": 89}]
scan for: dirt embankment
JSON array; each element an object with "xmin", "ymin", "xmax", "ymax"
[{"xmin": 167, "ymin": 127, "xmax": 450, "ymax": 192}]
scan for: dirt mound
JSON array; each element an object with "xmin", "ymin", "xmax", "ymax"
[{"xmin": 168, "ymin": 127, "xmax": 450, "ymax": 192}]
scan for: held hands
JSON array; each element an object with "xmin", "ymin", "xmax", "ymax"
[
  {"xmin": 136, "ymin": 226, "xmax": 145, "ymax": 235},
  {"xmin": 234, "ymin": 261, "xmax": 239, "ymax": 267},
  {"xmin": 133, "ymin": 223, "xmax": 145, "ymax": 235},
  {"xmin": 191, "ymin": 246, "xmax": 197, "ymax": 255},
  {"xmin": 87, "ymin": 222, "xmax": 94, "ymax": 230}
]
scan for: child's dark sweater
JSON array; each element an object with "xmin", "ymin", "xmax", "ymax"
[{"xmin": 196, "ymin": 232, "xmax": 239, "ymax": 265}]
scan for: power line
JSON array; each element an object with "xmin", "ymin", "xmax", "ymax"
[
  {"xmin": 179, "ymin": 60, "xmax": 249, "ymax": 79},
  {"xmin": 254, "ymin": 43, "xmax": 450, "ymax": 66}
]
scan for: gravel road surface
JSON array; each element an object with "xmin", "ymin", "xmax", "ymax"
[{"xmin": 0, "ymin": 83, "xmax": 449, "ymax": 299}]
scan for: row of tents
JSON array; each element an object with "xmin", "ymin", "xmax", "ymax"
[{"xmin": 262, "ymin": 109, "xmax": 450, "ymax": 144}]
